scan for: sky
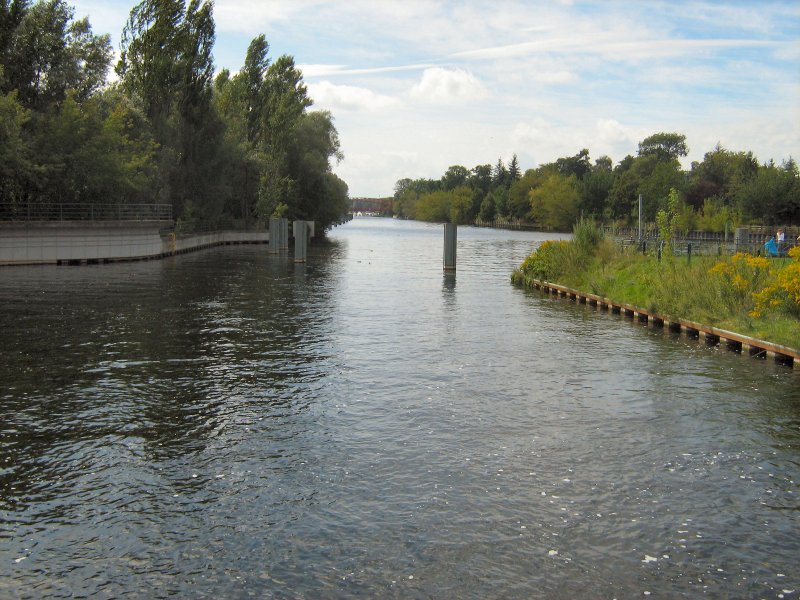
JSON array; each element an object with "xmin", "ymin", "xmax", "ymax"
[{"xmin": 70, "ymin": 0, "xmax": 800, "ymax": 198}]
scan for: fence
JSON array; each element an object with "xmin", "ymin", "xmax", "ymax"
[
  {"xmin": 608, "ymin": 225, "xmax": 799, "ymax": 257},
  {"xmin": 0, "ymin": 202, "xmax": 173, "ymax": 222}
]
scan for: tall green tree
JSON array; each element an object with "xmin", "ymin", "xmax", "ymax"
[
  {"xmin": 441, "ymin": 165, "xmax": 469, "ymax": 191},
  {"xmin": 529, "ymin": 173, "xmax": 580, "ymax": 230},
  {"xmin": 508, "ymin": 154, "xmax": 521, "ymax": 184},
  {"xmin": 0, "ymin": 83, "xmax": 31, "ymax": 203},
  {"xmin": 686, "ymin": 144, "xmax": 758, "ymax": 209},
  {"xmin": 1, "ymin": 0, "xmax": 111, "ymax": 109},
  {"xmin": 735, "ymin": 162, "xmax": 800, "ymax": 225},
  {"xmin": 555, "ymin": 148, "xmax": 591, "ymax": 180},
  {"xmin": 117, "ymin": 0, "xmax": 221, "ymax": 225},
  {"xmin": 638, "ymin": 132, "xmax": 688, "ymax": 162}
]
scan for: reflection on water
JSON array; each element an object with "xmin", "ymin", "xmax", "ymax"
[{"xmin": 1, "ymin": 218, "xmax": 798, "ymax": 598}]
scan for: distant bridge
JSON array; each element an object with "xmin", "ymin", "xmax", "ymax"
[{"xmin": 351, "ymin": 197, "xmax": 392, "ymax": 215}]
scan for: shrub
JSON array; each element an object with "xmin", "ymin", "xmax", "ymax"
[
  {"xmin": 709, "ymin": 252, "xmax": 773, "ymax": 318},
  {"xmin": 750, "ymin": 246, "xmax": 800, "ymax": 318},
  {"xmin": 572, "ymin": 217, "xmax": 603, "ymax": 255},
  {"xmin": 518, "ymin": 240, "xmax": 569, "ymax": 281}
]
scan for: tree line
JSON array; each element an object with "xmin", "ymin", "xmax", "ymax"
[
  {"xmin": 394, "ymin": 132, "xmax": 800, "ymax": 231},
  {"xmin": 0, "ymin": 0, "xmax": 349, "ymax": 232}
]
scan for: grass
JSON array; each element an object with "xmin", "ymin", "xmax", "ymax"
[{"xmin": 512, "ymin": 224, "xmax": 800, "ymax": 350}]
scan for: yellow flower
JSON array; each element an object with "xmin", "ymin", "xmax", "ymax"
[{"xmin": 732, "ymin": 274, "xmax": 748, "ymax": 291}]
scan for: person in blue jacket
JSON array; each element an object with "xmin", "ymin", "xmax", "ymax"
[{"xmin": 764, "ymin": 237, "xmax": 779, "ymax": 257}]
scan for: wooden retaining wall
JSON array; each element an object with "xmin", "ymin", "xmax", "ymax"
[{"xmin": 529, "ymin": 279, "xmax": 799, "ymax": 369}]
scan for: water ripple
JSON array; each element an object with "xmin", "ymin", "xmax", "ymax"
[{"xmin": 1, "ymin": 220, "xmax": 798, "ymax": 598}]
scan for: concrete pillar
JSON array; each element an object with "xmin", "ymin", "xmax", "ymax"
[
  {"xmin": 279, "ymin": 218, "xmax": 289, "ymax": 250},
  {"xmin": 293, "ymin": 220, "xmax": 308, "ymax": 263},
  {"xmin": 268, "ymin": 217, "xmax": 279, "ymax": 253}
]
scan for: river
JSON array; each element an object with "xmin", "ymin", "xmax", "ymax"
[{"xmin": 1, "ymin": 217, "xmax": 798, "ymax": 598}]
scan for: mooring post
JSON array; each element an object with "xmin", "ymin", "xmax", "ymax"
[
  {"xmin": 293, "ymin": 220, "xmax": 308, "ymax": 263},
  {"xmin": 443, "ymin": 223, "xmax": 457, "ymax": 272}
]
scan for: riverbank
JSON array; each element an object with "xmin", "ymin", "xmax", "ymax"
[
  {"xmin": 511, "ymin": 221, "xmax": 800, "ymax": 356},
  {"xmin": 518, "ymin": 276, "xmax": 799, "ymax": 368}
]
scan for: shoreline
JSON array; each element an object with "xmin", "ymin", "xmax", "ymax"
[{"xmin": 516, "ymin": 276, "xmax": 799, "ymax": 369}]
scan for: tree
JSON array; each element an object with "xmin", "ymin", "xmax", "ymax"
[
  {"xmin": 507, "ymin": 166, "xmax": 555, "ymax": 220},
  {"xmin": 241, "ymin": 34, "xmax": 269, "ymax": 145},
  {"xmin": 469, "ymin": 164, "xmax": 492, "ymax": 194},
  {"xmin": 735, "ymin": 163, "xmax": 800, "ymax": 225},
  {"xmin": 415, "ymin": 190, "xmax": 451, "ymax": 222},
  {"xmin": 580, "ymin": 168, "xmax": 614, "ymax": 218},
  {"xmin": 478, "ymin": 193, "xmax": 495, "ymax": 221},
  {"xmin": 441, "ymin": 165, "xmax": 469, "ymax": 191},
  {"xmin": 117, "ymin": 0, "xmax": 221, "ymax": 224},
  {"xmin": 0, "ymin": 85, "xmax": 31, "ymax": 202},
  {"xmin": 493, "ymin": 157, "xmax": 508, "ymax": 188},
  {"xmin": 1, "ymin": 0, "xmax": 111, "ymax": 109},
  {"xmin": 685, "ymin": 144, "xmax": 758, "ymax": 209},
  {"xmin": 607, "ymin": 153, "xmax": 684, "ymax": 222},
  {"xmin": 638, "ymin": 132, "xmax": 688, "ymax": 162},
  {"xmin": 448, "ymin": 186, "xmax": 472, "ymax": 224},
  {"xmin": 556, "ymin": 148, "xmax": 591, "ymax": 180},
  {"xmin": 529, "ymin": 174, "xmax": 580, "ymax": 230},
  {"xmin": 282, "ymin": 109, "xmax": 345, "ymax": 229},
  {"xmin": 508, "ymin": 154, "xmax": 521, "ymax": 184}
]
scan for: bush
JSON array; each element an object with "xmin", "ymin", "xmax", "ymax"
[
  {"xmin": 518, "ymin": 240, "xmax": 569, "ymax": 281},
  {"xmin": 572, "ymin": 217, "xmax": 603, "ymax": 255}
]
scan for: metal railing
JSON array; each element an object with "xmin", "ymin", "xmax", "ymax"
[{"xmin": 0, "ymin": 202, "xmax": 173, "ymax": 222}]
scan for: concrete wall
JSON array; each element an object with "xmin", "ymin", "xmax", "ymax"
[{"xmin": 0, "ymin": 222, "xmax": 268, "ymax": 266}]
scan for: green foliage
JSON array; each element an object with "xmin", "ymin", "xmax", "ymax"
[
  {"xmin": 572, "ymin": 217, "xmax": 603, "ymax": 255},
  {"xmin": 411, "ymin": 187, "xmax": 472, "ymax": 224},
  {"xmin": 0, "ymin": 0, "xmax": 350, "ymax": 233},
  {"xmin": 555, "ymin": 148, "xmax": 591, "ymax": 180},
  {"xmin": 512, "ymin": 240, "xmax": 800, "ymax": 349},
  {"xmin": 655, "ymin": 188, "xmax": 680, "ymax": 249},
  {"xmin": 448, "ymin": 187, "xmax": 472, "ymax": 224},
  {"xmin": 529, "ymin": 173, "xmax": 580, "ymax": 230},
  {"xmin": 695, "ymin": 197, "xmax": 740, "ymax": 233},
  {"xmin": 0, "ymin": 87, "xmax": 31, "ymax": 201},
  {"xmin": 415, "ymin": 190, "xmax": 451, "ymax": 222},
  {"xmin": 393, "ymin": 130, "xmax": 795, "ymax": 232},
  {"xmin": 507, "ymin": 169, "xmax": 546, "ymax": 220},
  {"xmin": 637, "ymin": 132, "xmax": 688, "ymax": 161},
  {"xmin": 441, "ymin": 165, "xmax": 469, "ymax": 191},
  {"xmin": 516, "ymin": 240, "xmax": 570, "ymax": 281},
  {"xmin": 735, "ymin": 162, "xmax": 800, "ymax": 225},
  {"xmin": 1, "ymin": 0, "xmax": 112, "ymax": 109},
  {"xmin": 478, "ymin": 193, "xmax": 496, "ymax": 221},
  {"xmin": 579, "ymin": 166, "xmax": 614, "ymax": 219}
]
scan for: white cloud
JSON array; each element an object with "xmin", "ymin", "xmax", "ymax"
[
  {"xmin": 300, "ymin": 63, "xmax": 436, "ymax": 78},
  {"xmin": 308, "ymin": 81, "xmax": 401, "ymax": 112},
  {"xmin": 595, "ymin": 119, "xmax": 635, "ymax": 147},
  {"xmin": 214, "ymin": 0, "xmax": 321, "ymax": 32},
  {"xmin": 299, "ymin": 64, "xmax": 348, "ymax": 78},
  {"xmin": 512, "ymin": 118, "xmax": 558, "ymax": 147},
  {"xmin": 531, "ymin": 70, "xmax": 577, "ymax": 84},
  {"xmin": 409, "ymin": 67, "xmax": 489, "ymax": 105}
]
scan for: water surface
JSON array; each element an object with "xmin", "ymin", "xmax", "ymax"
[{"xmin": 1, "ymin": 218, "xmax": 798, "ymax": 598}]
